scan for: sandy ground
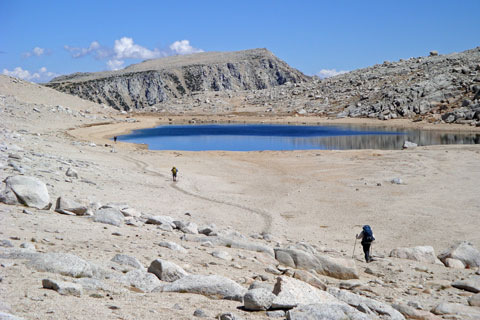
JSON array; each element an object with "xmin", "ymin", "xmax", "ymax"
[{"xmin": 1, "ymin": 74, "xmax": 480, "ymax": 319}]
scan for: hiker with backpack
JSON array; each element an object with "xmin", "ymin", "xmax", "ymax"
[
  {"xmin": 171, "ymin": 166, "xmax": 178, "ymax": 181},
  {"xmin": 356, "ymin": 225, "xmax": 375, "ymax": 263}
]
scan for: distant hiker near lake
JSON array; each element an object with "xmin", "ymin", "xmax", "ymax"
[{"xmin": 171, "ymin": 166, "xmax": 178, "ymax": 181}]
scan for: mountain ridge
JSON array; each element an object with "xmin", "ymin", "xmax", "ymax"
[{"xmin": 46, "ymin": 48, "xmax": 309, "ymax": 110}]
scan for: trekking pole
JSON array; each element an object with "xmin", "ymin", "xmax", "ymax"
[{"xmin": 352, "ymin": 237, "xmax": 357, "ymax": 259}]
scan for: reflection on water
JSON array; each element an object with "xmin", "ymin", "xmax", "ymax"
[{"xmin": 118, "ymin": 124, "xmax": 480, "ymax": 151}]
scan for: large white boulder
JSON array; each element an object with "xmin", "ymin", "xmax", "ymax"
[
  {"xmin": 147, "ymin": 259, "xmax": 188, "ymax": 282},
  {"xmin": 286, "ymin": 303, "xmax": 371, "ymax": 320},
  {"xmin": 438, "ymin": 241, "xmax": 480, "ymax": 268},
  {"xmin": 389, "ymin": 246, "xmax": 436, "ymax": 264},
  {"xmin": 243, "ymin": 288, "xmax": 276, "ymax": 311},
  {"xmin": 275, "ymin": 248, "xmax": 359, "ymax": 280},
  {"xmin": 432, "ymin": 302, "xmax": 480, "ymax": 319},
  {"xmin": 2, "ymin": 175, "xmax": 51, "ymax": 209},
  {"xmin": 27, "ymin": 252, "xmax": 93, "ymax": 278},
  {"xmin": 271, "ymin": 276, "xmax": 340, "ymax": 310},
  {"xmin": 328, "ymin": 287, "xmax": 405, "ymax": 320},
  {"xmin": 159, "ymin": 275, "xmax": 246, "ymax": 301},
  {"xmin": 55, "ymin": 197, "xmax": 88, "ymax": 215},
  {"xmin": 124, "ymin": 269, "xmax": 161, "ymax": 293}
]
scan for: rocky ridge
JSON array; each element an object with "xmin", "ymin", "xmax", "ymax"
[
  {"xmin": 46, "ymin": 48, "xmax": 309, "ymax": 111},
  {"xmin": 225, "ymin": 47, "xmax": 480, "ymax": 126}
]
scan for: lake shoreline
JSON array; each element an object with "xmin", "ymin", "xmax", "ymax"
[{"xmin": 70, "ymin": 113, "xmax": 480, "ymax": 151}]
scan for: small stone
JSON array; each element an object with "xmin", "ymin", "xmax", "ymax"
[
  {"xmin": 42, "ymin": 279, "xmax": 82, "ymax": 296},
  {"xmin": 193, "ymin": 309, "xmax": 207, "ymax": 317},
  {"xmin": 65, "ymin": 167, "xmax": 78, "ymax": 178}
]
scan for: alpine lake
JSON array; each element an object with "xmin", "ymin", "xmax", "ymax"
[{"xmin": 117, "ymin": 124, "xmax": 480, "ymax": 151}]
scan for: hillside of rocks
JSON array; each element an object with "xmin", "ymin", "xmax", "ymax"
[
  {"xmin": 262, "ymin": 47, "xmax": 480, "ymax": 126},
  {"xmin": 45, "ymin": 49, "xmax": 309, "ymax": 111}
]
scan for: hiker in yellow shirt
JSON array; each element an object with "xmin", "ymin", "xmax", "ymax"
[{"xmin": 171, "ymin": 166, "xmax": 178, "ymax": 181}]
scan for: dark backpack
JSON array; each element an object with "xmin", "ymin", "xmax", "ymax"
[{"xmin": 362, "ymin": 225, "xmax": 375, "ymax": 243}]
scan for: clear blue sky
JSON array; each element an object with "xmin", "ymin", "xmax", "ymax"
[{"xmin": 1, "ymin": 0, "xmax": 479, "ymax": 82}]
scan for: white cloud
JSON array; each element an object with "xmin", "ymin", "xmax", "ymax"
[
  {"xmin": 107, "ymin": 59, "xmax": 125, "ymax": 71},
  {"xmin": 169, "ymin": 40, "xmax": 203, "ymax": 55},
  {"xmin": 65, "ymin": 37, "xmax": 203, "ymax": 70},
  {"xmin": 23, "ymin": 46, "xmax": 46, "ymax": 58},
  {"xmin": 113, "ymin": 37, "xmax": 163, "ymax": 60},
  {"xmin": 317, "ymin": 69, "xmax": 348, "ymax": 79},
  {"xmin": 2, "ymin": 66, "xmax": 59, "ymax": 82},
  {"xmin": 64, "ymin": 41, "xmax": 103, "ymax": 58}
]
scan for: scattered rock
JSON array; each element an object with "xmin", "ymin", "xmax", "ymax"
[
  {"xmin": 452, "ymin": 276, "xmax": 480, "ymax": 293},
  {"xmin": 328, "ymin": 287, "xmax": 405, "ymax": 320},
  {"xmin": 274, "ymin": 248, "xmax": 359, "ymax": 280},
  {"xmin": 438, "ymin": 241, "xmax": 480, "ymax": 268},
  {"xmin": 212, "ymin": 251, "xmax": 232, "ymax": 261},
  {"xmin": 392, "ymin": 303, "xmax": 442, "ymax": 320},
  {"xmin": 124, "ymin": 269, "xmax": 161, "ymax": 293},
  {"xmin": 286, "ymin": 303, "xmax": 370, "ymax": 320},
  {"xmin": 469, "ymin": 293, "xmax": 480, "ymax": 307},
  {"xmin": 147, "ymin": 259, "xmax": 188, "ymax": 282},
  {"xmin": 266, "ymin": 310, "xmax": 286, "ymax": 318},
  {"xmin": 218, "ymin": 312, "xmax": 244, "ymax": 320},
  {"xmin": 445, "ymin": 258, "xmax": 466, "ymax": 268},
  {"xmin": 157, "ymin": 241, "xmax": 187, "ymax": 253},
  {"xmin": 293, "ymin": 269, "xmax": 326, "ymax": 290},
  {"xmin": 55, "ymin": 197, "xmax": 88, "ymax": 216},
  {"xmin": 179, "ymin": 221, "xmax": 198, "ymax": 234},
  {"xmin": 432, "ymin": 302, "xmax": 480, "ymax": 319},
  {"xmin": 390, "ymin": 246, "xmax": 437, "ymax": 264},
  {"xmin": 27, "ymin": 252, "xmax": 93, "ymax": 278},
  {"xmin": 111, "ymin": 254, "xmax": 143, "ymax": 269},
  {"xmin": 193, "ymin": 309, "xmax": 207, "ymax": 318},
  {"xmin": 249, "ymin": 281, "xmax": 274, "ymax": 292},
  {"xmin": 159, "ymin": 275, "xmax": 246, "ymax": 301},
  {"xmin": 42, "ymin": 279, "xmax": 82, "ymax": 296},
  {"xmin": 65, "ymin": 167, "xmax": 78, "ymax": 178},
  {"xmin": 2, "ymin": 175, "xmax": 51, "ymax": 209},
  {"xmin": 93, "ymin": 207, "xmax": 124, "ymax": 227},
  {"xmin": 243, "ymin": 288, "xmax": 276, "ymax": 311},
  {"xmin": 271, "ymin": 276, "xmax": 340, "ymax": 310},
  {"xmin": 145, "ymin": 215, "xmax": 175, "ymax": 227}
]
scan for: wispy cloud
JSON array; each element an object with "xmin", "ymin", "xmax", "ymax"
[
  {"xmin": 169, "ymin": 40, "xmax": 203, "ymax": 55},
  {"xmin": 23, "ymin": 46, "xmax": 47, "ymax": 58},
  {"xmin": 2, "ymin": 66, "xmax": 59, "ymax": 82},
  {"xmin": 317, "ymin": 68, "xmax": 348, "ymax": 79},
  {"xmin": 64, "ymin": 37, "xmax": 203, "ymax": 70}
]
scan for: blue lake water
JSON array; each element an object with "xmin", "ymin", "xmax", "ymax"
[{"xmin": 117, "ymin": 124, "xmax": 480, "ymax": 151}]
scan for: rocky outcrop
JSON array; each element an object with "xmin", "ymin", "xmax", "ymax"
[
  {"xmin": 0, "ymin": 175, "xmax": 51, "ymax": 210},
  {"xmin": 274, "ymin": 248, "xmax": 359, "ymax": 280},
  {"xmin": 438, "ymin": 241, "xmax": 480, "ymax": 268},
  {"xmin": 46, "ymin": 49, "xmax": 309, "ymax": 111},
  {"xmin": 158, "ymin": 275, "xmax": 246, "ymax": 301},
  {"xmin": 389, "ymin": 246, "xmax": 437, "ymax": 264}
]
